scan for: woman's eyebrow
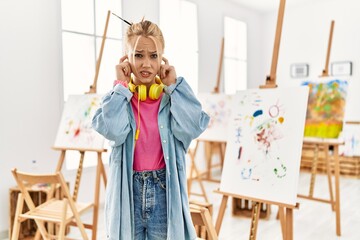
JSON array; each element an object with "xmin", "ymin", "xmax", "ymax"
[{"xmin": 135, "ymin": 50, "xmax": 157, "ymax": 53}]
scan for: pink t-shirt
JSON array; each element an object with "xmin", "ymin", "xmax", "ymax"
[{"xmin": 131, "ymin": 94, "xmax": 165, "ymax": 171}]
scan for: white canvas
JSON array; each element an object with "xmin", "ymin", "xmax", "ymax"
[
  {"xmin": 220, "ymin": 86, "xmax": 309, "ymax": 206},
  {"xmin": 197, "ymin": 93, "xmax": 233, "ymax": 142},
  {"xmin": 339, "ymin": 123, "xmax": 360, "ymax": 157},
  {"xmin": 54, "ymin": 94, "xmax": 104, "ymax": 150}
]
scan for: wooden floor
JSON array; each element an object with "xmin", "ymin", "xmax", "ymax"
[
  {"xmin": 5, "ymin": 171, "xmax": 359, "ymax": 240},
  {"xmin": 61, "ymin": 170, "xmax": 359, "ymax": 240}
]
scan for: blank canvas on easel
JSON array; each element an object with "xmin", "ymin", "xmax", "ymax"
[
  {"xmin": 220, "ymin": 87, "xmax": 309, "ymax": 206},
  {"xmin": 197, "ymin": 93, "xmax": 233, "ymax": 142},
  {"xmin": 340, "ymin": 123, "xmax": 360, "ymax": 156},
  {"xmin": 54, "ymin": 94, "xmax": 104, "ymax": 150}
]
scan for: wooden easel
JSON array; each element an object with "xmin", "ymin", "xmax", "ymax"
[
  {"xmin": 52, "ymin": 147, "xmax": 107, "ymax": 240},
  {"xmin": 214, "ymin": 190, "xmax": 299, "ymax": 240},
  {"xmin": 188, "ymin": 140, "xmax": 209, "ymax": 202},
  {"xmin": 203, "ymin": 37, "xmax": 227, "ymax": 183},
  {"xmin": 86, "ymin": 10, "xmax": 111, "ymax": 94},
  {"xmin": 215, "ymin": 1, "xmax": 299, "ymax": 239},
  {"xmin": 52, "ymin": 10, "xmax": 111, "ymax": 240},
  {"xmin": 298, "ymin": 137, "xmax": 343, "ymax": 236},
  {"xmin": 187, "ymin": 38, "xmax": 226, "ymax": 201},
  {"xmin": 298, "ymin": 20, "xmax": 343, "ymax": 236},
  {"xmin": 319, "ymin": 20, "xmax": 334, "ymax": 77}
]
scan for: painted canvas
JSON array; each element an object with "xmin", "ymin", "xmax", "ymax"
[
  {"xmin": 197, "ymin": 93, "xmax": 233, "ymax": 142},
  {"xmin": 220, "ymin": 86, "xmax": 309, "ymax": 206},
  {"xmin": 54, "ymin": 94, "xmax": 104, "ymax": 150},
  {"xmin": 302, "ymin": 79, "xmax": 348, "ymax": 138}
]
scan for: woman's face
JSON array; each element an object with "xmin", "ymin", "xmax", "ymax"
[{"xmin": 128, "ymin": 36, "xmax": 162, "ymax": 88}]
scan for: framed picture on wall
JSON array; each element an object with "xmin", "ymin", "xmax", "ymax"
[
  {"xmin": 290, "ymin": 63, "xmax": 309, "ymax": 78},
  {"xmin": 331, "ymin": 61, "xmax": 352, "ymax": 76}
]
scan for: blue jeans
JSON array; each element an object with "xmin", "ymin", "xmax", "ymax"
[{"xmin": 133, "ymin": 168, "xmax": 167, "ymax": 240}]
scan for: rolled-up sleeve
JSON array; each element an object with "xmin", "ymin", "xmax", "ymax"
[{"xmin": 167, "ymin": 77, "xmax": 210, "ymax": 150}]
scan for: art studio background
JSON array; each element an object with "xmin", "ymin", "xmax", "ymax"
[{"xmin": 1, "ymin": 0, "xmax": 359, "ymax": 239}]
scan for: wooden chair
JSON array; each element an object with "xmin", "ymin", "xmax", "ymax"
[
  {"xmin": 190, "ymin": 203, "xmax": 218, "ymax": 240},
  {"xmin": 11, "ymin": 168, "xmax": 93, "ymax": 240}
]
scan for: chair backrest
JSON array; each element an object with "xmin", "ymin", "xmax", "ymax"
[
  {"xmin": 190, "ymin": 204, "xmax": 218, "ymax": 240},
  {"xmin": 12, "ymin": 168, "xmax": 72, "ymax": 210}
]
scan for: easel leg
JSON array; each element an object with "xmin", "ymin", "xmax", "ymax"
[
  {"xmin": 73, "ymin": 151, "xmax": 85, "ymax": 201},
  {"xmin": 56, "ymin": 150, "xmax": 66, "ymax": 171},
  {"xmin": 206, "ymin": 142, "xmax": 213, "ymax": 180},
  {"xmin": 91, "ymin": 152, "xmax": 103, "ymax": 240},
  {"xmin": 187, "ymin": 141, "xmax": 208, "ymax": 202},
  {"xmin": 249, "ymin": 202, "xmax": 260, "ymax": 240},
  {"xmin": 278, "ymin": 206, "xmax": 286, "ymax": 239},
  {"xmin": 333, "ymin": 146, "xmax": 341, "ymax": 236},
  {"xmin": 309, "ymin": 144, "xmax": 319, "ymax": 197},
  {"xmin": 99, "ymin": 155, "xmax": 107, "ymax": 187},
  {"xmin": 193, "ymin": 160, "xmax": 209, "ymax": 202},
  {"xmin": 215, "ymin": 195, "xmax": 229, "ymax": 234},
  {"xmin": 324, "ymin": 144, "xmax": 335, "ymax": 211},
  {"xmin": 285, "ymin": 208, "xmax": 293, "ymax": 240}
]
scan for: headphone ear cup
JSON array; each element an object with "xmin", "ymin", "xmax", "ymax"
[
  {"xmin": 138, "ymin": 85, "xmax": 147, "ymax": 101},
  {"xmin": 149, "ymin": 83, "xmax": 164, "ymax": 100},
  {"xmin": 128, "ymin": 80, "xmax": 136, "ymax": 93}
]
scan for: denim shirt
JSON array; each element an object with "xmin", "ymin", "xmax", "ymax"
[{"xmin": 92, "ymin": 77, "xmax": 210, "ymax": 240}]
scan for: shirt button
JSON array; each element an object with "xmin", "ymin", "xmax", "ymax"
[
  {"xmin": 160, "ymin": 125, "xmax": 164, "ymax": 129},
  {"xmin": 166, "ymin": 156, "xmax": 169, "ymax": 159},
  {"xmin": 163, "ymin": 140, "xmax": 167, "ymax": 143}
]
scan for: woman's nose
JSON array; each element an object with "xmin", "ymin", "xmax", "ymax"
[{"xmin": 142, "ymin": 57, "xmax": 151, "ymax": 67}]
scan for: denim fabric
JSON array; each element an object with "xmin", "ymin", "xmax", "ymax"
[
  {"xmin": 133, "ymin": 169, "xmax": 167, "ymax": 240},
  {"xmin": 92, "ymin": 77, "xmax": 210, "ymax": 240}
]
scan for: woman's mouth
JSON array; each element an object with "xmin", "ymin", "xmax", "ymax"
[{"xmin": 140, "ymin": 71, "xmax": 151, "ymax": 78}]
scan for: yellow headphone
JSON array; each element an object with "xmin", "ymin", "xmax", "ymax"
[
  {"xmin": 128, "ymin": 75, "xmax": 164, "ymax": 141},
  {"xmin": 128, "ymin": 76, "xmax": 165, "ymax": 101}
]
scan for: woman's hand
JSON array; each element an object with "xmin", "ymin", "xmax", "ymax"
[
  {"xmin": 159, "ymin": 57, "xmax": 176, "ymax": 86},
  {"xmin": 115, "ymin": 55, "xmax": 132, "ymax": 83}
]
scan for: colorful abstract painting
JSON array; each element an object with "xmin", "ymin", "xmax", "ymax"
[
  {"xmin": 54, "ymin": 94, "xmax": 104, "ymax": 150},
  {"xmin": 302, "ymin": 79, "xmax": 348, "ymax": 138},
  {"xmin": 197, "ymin": 93, "xmax": 233, "ymax": 142},
  {"xmin": 220, "ymin": 87, "xmax": 309, "ymax": 206}
]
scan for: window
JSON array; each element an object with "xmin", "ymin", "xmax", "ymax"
[
  {"xmin": 61, "ymin": 0, "xmax": 122, "ymax": 169},
  {"xmin": 224, "ymin": 17, "xmax": 247, "ymax": 94},
  {"xmin": 159, "ymin": 0, "xmax": 199, "ymax": 93},
  {"xmin": 61, "ymin": 0, "xmax": 123, "ymax": 101}
]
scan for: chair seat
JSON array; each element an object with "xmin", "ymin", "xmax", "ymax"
[{"xmin": 20, "ymin": 199, "xmax": 93, "ymax": 223}]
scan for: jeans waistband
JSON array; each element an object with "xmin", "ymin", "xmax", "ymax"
[{"xmin": 133, "ymin": 168, "xmax": 166, "ymax": 180}]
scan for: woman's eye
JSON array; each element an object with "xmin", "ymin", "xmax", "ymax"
[
  {"xmin": 134, "ymin": 53, "xmax": 142, "ymax": 58},
  {"xmin": 151, "ymin": 54, "xmax": 158, "ymax": 59}
]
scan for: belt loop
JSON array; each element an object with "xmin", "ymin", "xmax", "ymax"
[{"xmin": 153, "ymin": 170, "xmax": 158, "ymax": 183}]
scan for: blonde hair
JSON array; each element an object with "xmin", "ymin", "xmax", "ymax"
[{"xmin": 124, "ymin": 20, "xmax": 165, "ymax": 55}]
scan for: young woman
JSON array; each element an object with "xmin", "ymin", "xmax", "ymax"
[{"xmin": 92, "ymin": 19, "xmax": 209, "ymax": 240}]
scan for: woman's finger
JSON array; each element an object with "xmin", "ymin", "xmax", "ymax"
[
  {"xmin": 161, "ymin": 65, "xmax": 168, "ymax": 79},
  {"xmin": 119, "ymin": 55, "xmax": 128, "ymax": 63},
  {"xmin": 162, "ymin": 56, "xmax": 169, "ymax": 65}
]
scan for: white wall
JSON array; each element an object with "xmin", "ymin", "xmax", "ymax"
[
  {"xmin": 0, "ymin": 0, "xmax": 63, "ymax": 235},
  {"xmin": 260, "ymin": 0, "xmax": 360, "ymax": 121},
  {"xmin": 191, "ymin": 0, "xmax": 264, "ymax": 92}
]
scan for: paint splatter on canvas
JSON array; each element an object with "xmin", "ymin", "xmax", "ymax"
[
  {"xmin": 197, "ymin": 93, "xmax": 233, "ymax": 142},
  {"xmin": 220, "ymin": 87, "xmax": 309, "ymax": 206},
  {"xmin": 54, "ymin": 94, "xmax": 104, "ymax": 150},
  {"xmin": 302, "ymin": 79, "xmax": 348, "ymax": 138}
]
